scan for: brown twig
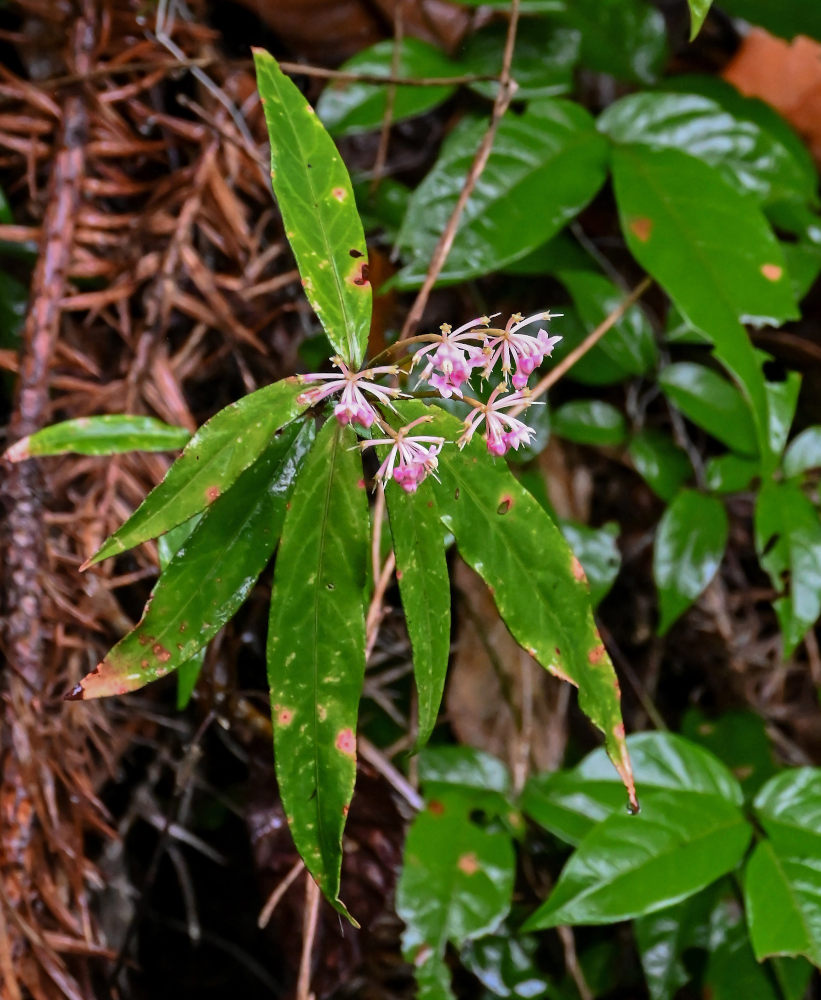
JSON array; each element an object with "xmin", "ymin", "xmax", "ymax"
[
  {"xmin": 296, "ymin": 874, "xmax": 321, "ymax": 1000},
  {"xmin": 397, "ymin": 0, "xmax": 522, "ymax": 341},
  {"xmin": 370, "ymin": 0, "xmax": 406, "ymax": 192}
]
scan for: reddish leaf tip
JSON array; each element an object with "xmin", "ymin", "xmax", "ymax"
[{"xmin": 64, "ymin": 684, "xmax": 85, "ymax": 701}]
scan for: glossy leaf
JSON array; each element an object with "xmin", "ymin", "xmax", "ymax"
[
  {"xmin": 317, "ymin": 39, "xmax": 460, "ymax": 136},
  {"xmin": 72, "ymin": 422, "xmax": 312, "ymax": 700},
  {"xmin": 745, "ymin": 842, "xmax": 821, "ymax": 967},
  {"xmin": 460, "ymin": 21, "xmax": 579, "ymax": 101},
  {"xmin": 612, "ymin": 144, "xmax": 797, "ymax": 464},
  {"xmin": 687, "ymin": 0, "xmax": 713, "ymax": 39},
  {"xmin": 717, "ymin": 0, "xmax": 821, "ymax": 42},
  {"xmin": 784, "ymin": 426, "xmax": 821, "ymax": 479},
  {"xmin": 385, "ymin": 478, "xmax": 450, "ymax": 748},
  {"xmin": 503, "ymin": 230, "xmax": 592, "ymax": 277},
  {"xmin": 461, "ymin": 932, "xmax": 551, "ymax": 999},
  {"xmin": 402, "ymin": 401, "xmax": 636, "ymax": 808},
  {"xmin": 628, "ymin": 429, "xmax": 692, "ymax": 502},
  {"xmin": 681, "ymin": 708, "xmax": 777, "ymax": 798},
  {"xmin": 396, "ymin": 101, "xmax": 609, "ymax": 287},
  {"xmin": 766, "ymin": 368, "xmax": 802, "ymax": 460},
  {"xmin": 557, "ymin": 268, "xmax": 658, "ymax": 379},
  {"xmin": 267, "ymin": 420, "xmax": 368, "ymax": 917},
  {"xmin": 418, "ymin": 746, "xmax": 511, "ymax": 797},
  {"xmin": 755, "ymin": 481, "xmax": 821, "ymax": 655},
  {"xmin": 86, "ymin": 378, "xmax": 307, "ymax": 567},
  {"xmin": 659, "ymin": 362, "xmax": 758, "ymax": 456},
  {"xmin": 599, "ymin": 91, "xmax": 815, "ymax": 208},
  {"xmin": 704, "ymin": 453, "xmax": 758, "ymax": 494},
  {"xmin": 397, "ymin": 793, "xmax": 516, "ymax": 997},
  {"xmin": 654, "ymin": 490, "xmax": 728, "ymax": 634},
  {"xmin": 3, "ymin": 415, "xmax": 190, "ymax": 462},
  {"xmin": 523, "ymin": 731, "xmax": 744, "ymax": 845},
  {"xmin": 559, "ymin": 520, "xmax": 621, "ymax": 608},
  {"xmin": 754, "ymin": 769, "xmax": 821, "ymax": 856},
  {"xmin": 522, "ymin": 789, "xmax": 752, "ymax": 928},
  {"xmin": 254, "ymin": 49, "xmax": 371, "ymax": 368},
  {"xmin": 552, "ymin": 400, "xmax": 627, "ymax": 447}
]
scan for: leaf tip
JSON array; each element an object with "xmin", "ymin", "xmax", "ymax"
[{"xmin": 2, "ymin": 436, "xmax": 31, "ymax": 462}]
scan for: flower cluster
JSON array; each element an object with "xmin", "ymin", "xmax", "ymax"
[{"xmin": 298, "ymin": 310, "xmax": 560, "ymax": 491}]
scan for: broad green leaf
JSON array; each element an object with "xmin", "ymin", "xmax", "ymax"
[
  {"xmin": 3, "ymin": 415, "xmax": 190, "ymax": 462},
  {"xmin": 755, "ymin": 481, "xmax": 821, "ymax": 655},
  {"xmin": 659, "ymin": 362, "xmax": 758, "ymax": 456},
  {"xmin": 317, "ymin": 39, "xmax": 460, "ymax": 136},
  {"xmin": 745, "ymin": 842, "xmax": 821, "ymax": 968},
  {"xmin": 397, "ymin": 793, "xmax": 516, "ymax": 997},
  {"xmin": 71, "ymin": 423, "xmax": 312, "ymax": 700},
  {"xmin": 783, "ymin": 237, "xmax": 821, "ymax": 303},
  {"xmin": 522, "ymin": 789, "xmax": 752, "ymax": 928},
  {"xmin": 559, "ymin": 520, "xmax": 621, "ymax": 608},
  {"xmin": 766, "ymin": 368, "xmax": 802, "ymax": 460},
  {"xmin": 396, "ymin": 101, "xmax": 609, "ymax": 287},
  {"xmin": 705, "ymin": 453, "xmax": 758, "ymax": 494},
  {"xmin": 385, "ymin": 478, "xmax": 450, "ymax": 748},
  {"xmin": 612, "ymin": 144, "xmax": 798, "ymax": 465},
  {"xmin": 460, "ymin": 21, "xmax": 579, "ymax": 101},
  {"xmin": 628, "ymin": 429, "xmax": 692, "ymax": 502},
  {"xmin": 418, "ymin": 746, "xmax": 511, "ymax": 797},
  {"xmin": 86, "ymin": 378, "xmax": 307, "ymax": 567},
  {"xmin": 403, "ymin": 402, "xmax": 635, "ymax": 807},
  {"xmin": 717, "ymin": 0, "xmax": 821, "ymax": 42},
  {"xmin": 681, "ymin": 708, "xmax": 777, "ymax": 798},
  {"xmin": 523, "ymin": 731, "xmax": 744, "ymax": 845},
  {"xmin": 503, "ymin": 230, "xmax": 592, "ymax": 276},
  {"xmin": 687, "ymin": 0, "xmax": 713, "ymax": 39},
  {"xmin": 599, "ymin": 91, "xmax": 814, "ymax": 207},
  {"xmin": 557, "ymin": 268, "xmax": 658, "ymax": 379},
  {"xmin": 253, "ymin": 49, "xmax": 371, "ymax": 368},
  {"xmin": 784, "ymin": 426, "xmax": 821, "ymax": 479},
  {"xmin": 461, "ymin": 932, "xmax": 552, "ymax": 1000},
  {"xmin": 552, "ymin": 400, "xmax": 627, "ymax": 447},
  {"xmin": 267, "ymin": 420, "xmax": 368, "ymax": 917},
  {"xmin": 654, "ymin": 490, "xmax": 728, "ymax": 634},
  {"xmin": 754, "ymin": 769, "xmax": 821, "ymax": 856}
]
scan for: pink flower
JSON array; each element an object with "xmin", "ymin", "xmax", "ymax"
[
  {"xmin": 459, "ymin": 385, "xmax": 537, "ymax": 457},
  {"xmin": 297, "ymin": 357, "xmax": 402, "ymax": 428},
  {"xmin": 361, "ymin": 416, "xmax": 446, "ymax": 493},
  {"xmin": 412, "ymin": 317, "xmax": 492, "ymax": 398},
  {"xmin": 481, "ymin": 312, "xmax": 562, "ymax": 389}
]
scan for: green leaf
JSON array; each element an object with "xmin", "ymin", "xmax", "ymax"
[
  {"xmin": 716, "ymin": 0, "xmax": 821, "ymax": 43},
  {"xmin": 461, "ymin": 932, "xmax": 552, "ymax": 999},
  {"xmin": 523, "ymin": 731, "xmax": 744, "ymax": 845},
  {"xmin": 599, "ymin": 91, "xmax": 814, "ymax": 208},
  {"xmin": 612, "ymin": 144, "xmax": 798, "ymax": 464},
  {"xmin": 687, "ymin": 0, "xmax": 713, "ymax": 39},
  {"xmin": 745, "ymin": 841, "xmax": 821, "ymax": 967},
  {"xmin": 253, "ymin": 49, "xmax": 371, "ymax": 368},
  {"xmin": 754, "ymin": 769, "xmax": 821, "ymax": 856},
  {"xmin": 559, "ymin": 520, "xmax": 621, "ymax": 608},
  {"xmin": 396, "ymin": 100, "xmax": 609, "ymax": 287},
  {"xmin": 557, "ymin": 268, "xmax": 658, "ymax": 378},
  {"xmin": 654, "ymin": 489, "xmax": 728, "ymax": 634},
  {"xmin": 503, "ymin": 229, "xmax": 593, "ymax": 276},
  {"xmin": 659, "ymin": 362, "xmax": 758, "ymax": 456},
  {"xmin": 3, "ymin": 414, "xmax": 190, "ymax": 461},
  {"xmin": 317, "ymin": 39, "xmax": 460, "ymax": 136},
  {"xmin": 267, "ymin": 420, "xmax": 368, "ymax": 917},
  {"xmin": 766, "ymin": 368, "xmax": 802, "ymax": 460},
  {"xmin": 522, "ymin": 789, "xmax": 752, "ymax": 928},
  {"xmin": 681, "ymin": 708, "xmax": 777, "ymax": 798},
  {"xmin": 754, "ymin": 481, "xmax": 821, "ymax": 655},
  {"xmin": 460, "ymin": 20, "xmax": 579, "ymax": 101},
  {"xmin": 72, "ymin": 422, "xmax": 312, "ymax": 700},
  {"xmin": 705, "ymin": 453, "xmax": 759, "ymax": 494},
  {"xmin": 552, "ymin": 400, "xmax": 627, "ymax": 447},
  {"xmin": 407, "ymin": 401, "xmax": 636, "ymax": 807},
  {"xmin": 397, "ymin": 793, "xmax": 516, "ymax": 996},
  {"xmin": 784, "ymin": 426, "xmax": 821, "ymax": 479},
  {"xmin": 418, "ymin": 746, "xmax": 511, "ymax": 797},
  {"xmin": 628, "ymin": 429, "xmax": 692, "ymax": 502},
  {"xmin": 86, "ymin": 378, "xmax": 307, "ymax": 567},
  {"xmin": 385, "ymin": 477, "xmax": 450, "ymax": 748}
]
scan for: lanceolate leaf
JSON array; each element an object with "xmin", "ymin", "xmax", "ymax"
[
  {"xmin": 385, "ymin": 479, "xmax": 450, "ymax": 749},
  {"xmin": 253, "ymin": 49, "xmax": 372, "ymax": 368},
  {"xmin": 85, "ymin": 378, "xmax": 307, "ymax": 567},
  {"xmin": 398, "ymin": 402, "xmax": 636, "ymax": 809},
  {"xmin": 612, "ymin": 144, "xmax": 797, "ymax": 467},
  {"xmin": 267, "ymin": 419, "xmax": 368, "ymax": 918},
  {"xmin": 3, "ymin": 414, "xmax": 190, "ymax": 462},
  {"xmin": 653, "ymin": 490, "xmax": 729, "ymax": 634},
  {"xmin": 70, "ymin": 422, "xmax": 313, "ymax": 700}
]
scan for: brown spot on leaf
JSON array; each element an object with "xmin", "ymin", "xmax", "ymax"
[
  {"xmin": 457, "ymin": 852, "xmax": 479, "ymax": 875},
  {"xmin": 572, "ymin": 556, "xmax": 587, "ymax": 583},
  {"xmin": 335, "ymin": 727, "xmax": 356, "ymax": 757},
  {"xmin": 588, "ymin": 643, "xmax": 606, "ymax": 665},
  {"xmin": 331, "ymin": 186, "xmax": 346, "ymax": 201},
  {"xmin": 348, "ymin": 261, "xmax": 370, "ymax": 287},
  {"xmin": 396, "ymin": 568, "xmax": 403, "ymax": 580},
  {"xmin": 205, "ymin": 485, "xmax": 220, "ymax": 503},
  {"xmin": 761, "ymin": 263, "xmax": 783, "ymax": 281},
  {"xmin": 278, "ymin": 708, "xmax": 294, "ymax": 726},
  {"xmin": 349, "ymin": 248, "xmax": 363, "ymax": 258},
  {"xmin": 428, "ymin": 800, "xmax": 445, "ymax": 815},
  {"xmin": 152, "ymin": 642, "xmax": 171, "ymax": 663},
  {"xmin": 342, "ymin": 804, "xmax": 349, "ymax": 817},
  {"xmin": 179, "ymin": 622, "xmax": 187, "ymax": 633},
  {"xmin": 629, "ymin": 216, "xmax": 653, "ymax": 242},
  {"xmin": 497, "ymin": 494, "xmax": 513, "ymax": 515}
]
